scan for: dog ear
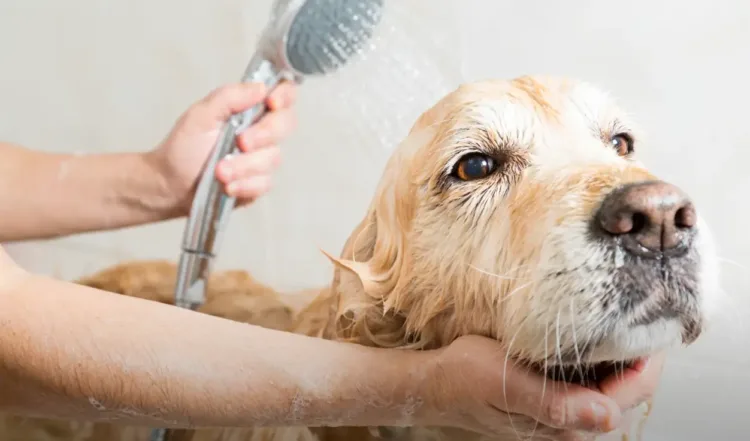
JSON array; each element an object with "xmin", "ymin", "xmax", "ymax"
[
  {"xmin": 318, "ymin": 159, "xmax": 419, "ymax": 348},
  {"xmin": 321, "ymin": 209, "xmax": 414, "ymax": 347},
  {"xmin": 323, "ymin": 151, "xmax": 418, "ymax": 310},
  {"xmin": 321, "ymin": 210, "xmax": 385, "ymax": 309},
  {"xmin": 318, "ymin": 126, "xmax": 439, "ymax": 346}
]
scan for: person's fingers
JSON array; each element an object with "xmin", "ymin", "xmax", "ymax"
[
  {"xmin": 196, "ymin": 83, "xmax": 268, "ymax": 122},
  {"xmin": 266, "ymin": 81, "xmax": 297, "ymax": 111},
  {"xmin": 461, "ymin": 407, "xmax": 596, "ymax": 441},
  {"xmin": 598, "ymin": 354, "xmax": 666, "ymax": 410},
  {"xmin": 215, "ymin": 147, "xmax": 281, "ymax": 185},
  {"xmin": 224, "ymin": 174, "xmax": 273, "ymax": 200},
  {"xmin": 236, "ymin": 108, "xmax": 297, "ymax": 152},
  {"xmin": 502, "ymin": 363, "xmax": 622, "ymax": 432},
  {"xmin": 556, "ymin": 430, "xmax": 599, "ymax": 441}
]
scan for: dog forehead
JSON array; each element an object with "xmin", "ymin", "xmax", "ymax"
[
  {"xmin": 469, "ymin": 77, "xmax": 619, "ymax": 132},
  {"xmin": 422, "ymin": 77, "xmax": 612, "ymax": 135},
  {"xmin": 402, "ymin": 76, "xmax": 633, "ymax": 169}
]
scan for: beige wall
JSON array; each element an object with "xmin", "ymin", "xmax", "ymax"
[{"xmin": 1, "ymin": 1, "xmax": 747, "ymax": 439}]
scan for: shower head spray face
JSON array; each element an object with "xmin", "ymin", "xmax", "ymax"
[{"xmin": 261, "ymin": 0, "xmax": 385, "ymax": 77}]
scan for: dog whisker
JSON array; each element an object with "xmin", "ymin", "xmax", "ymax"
[
  {"xmin": 553, "ymin": 309, "xmax": 570, "ymax": 393},
  {"xmin": 717, "ymin": 256, "xmax": 748, "ymax": 273},
  {"xmin": 526, "ymin": 321, "xmax": 551, "ymax": 441},
  {"xmin": 569, "ymin": 298, "xmax": 585, "ymax": 382},
  {"xmin": 502, "ymin": 313, "xmax": 535, "ymax": 440},
  {"xmin": 467, "ymin": 263, "xmax": 525, "ymax": 281}
]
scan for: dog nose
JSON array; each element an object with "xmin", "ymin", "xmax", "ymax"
[{"xmin": 595, "ymin": 181, "xmax": 696, "ymax": 257}]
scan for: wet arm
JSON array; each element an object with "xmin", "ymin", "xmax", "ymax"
[
  {"xmin": 0, "ymin": 142, "xmax": 176, "ymax": 242},
  {"xmin": 0, "ymin": 254, "xmax": 433, "ymax": 428}
]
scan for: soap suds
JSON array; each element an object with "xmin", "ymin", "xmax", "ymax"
[{"xmin": 88, "ymin": 397, "xmax": 106, "ymax": 411}]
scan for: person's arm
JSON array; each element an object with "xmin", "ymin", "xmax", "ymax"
[
  {"xmin": 0, "ymin": 143, "xmax": 177, "ymax": 242},
  {"xmin": 0, "ymin": 261, "xmax": 430, "ymax": 428},
  {"xmin": 0, "ymin": 82, "xmax": 297, "ymax": 243}
]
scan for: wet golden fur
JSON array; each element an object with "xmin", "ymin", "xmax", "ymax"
[{"xmin": 0, "ymin": 76, "xmax": 721, "ymax": 441}]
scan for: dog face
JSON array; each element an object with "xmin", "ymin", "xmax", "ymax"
[{"xmin": 331, "ymin": 76, "xmax": 721, "ymax": 376}]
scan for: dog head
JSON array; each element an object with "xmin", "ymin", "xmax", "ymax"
[{"xmin": 327, "ymin": 75, "xmax": 721, "ymax": 380}]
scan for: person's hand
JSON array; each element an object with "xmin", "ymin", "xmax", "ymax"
[
  {"xmin": 148, "ymin": 81, "xmax": 298, "ymax": 213},
  {"xmin": 554, "ymin": 354, "xmax": 666, "ymax": 441},
  {"xmin": 599, "ymin": 352, "xmax": 664, "ymax": 410},
  {"xmin": 418, "ymin": 335, "xmax": 664, "ymax": 440}
]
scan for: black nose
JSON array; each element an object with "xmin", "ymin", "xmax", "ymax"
[{"xmin": 594, "ymin": 181, "xmax": 697, "ymax": 258}]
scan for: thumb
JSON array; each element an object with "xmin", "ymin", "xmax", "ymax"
[
  {"xmin": 199, "ymin": 83, "xmax": 269, "ymax": 122},
  {"xmin": 598, "ymin": 355, "xmax": 664, "ymax": 410},
  {"xmin": 503, "ymin": 364, "xmax": 622, "ymax": 432}
]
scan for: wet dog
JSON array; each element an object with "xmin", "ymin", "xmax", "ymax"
[{"xmin": 0, "ymin": 75, "xmax": 721, "ymax": 441}]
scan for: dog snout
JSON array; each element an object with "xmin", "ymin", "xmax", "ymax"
[{"xmin": 594, "ymin": 181, "xmax": 696, "ymax": 258}]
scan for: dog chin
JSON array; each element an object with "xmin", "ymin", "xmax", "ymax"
[
  {"xmin": 585, "ymin": 318, "xmax": 685, "ymax": 363},
  {"xmin": 531, "ymin": 231, "xmax": 718, "ymax": 388},
  {"xmin": 537, "ymin": 320, "xmax": 684, "ymax": 388}
]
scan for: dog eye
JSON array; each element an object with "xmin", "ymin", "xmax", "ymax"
[
  {"xmin": 610, "ymin": 133, "xmax": 634, "ymax": 156},
  {"xmin": 452, "ymin": 153, "xmax": 497, "ymax": 181}
]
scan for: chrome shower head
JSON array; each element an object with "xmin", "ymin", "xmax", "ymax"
[{"xmin": 257, "ymin": 0, "xmax": 385, "ymax": 78}]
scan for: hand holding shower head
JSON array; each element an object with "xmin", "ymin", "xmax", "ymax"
[{"xmin": 174, "ymin": 0, "xmax": 385, "ymax": 313}]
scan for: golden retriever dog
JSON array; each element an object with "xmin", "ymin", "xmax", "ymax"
[{"xmin": 0, "ymin": 75, "xmax": 721, "ymax": 441}]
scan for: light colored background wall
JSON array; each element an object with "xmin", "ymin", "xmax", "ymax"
[{"xmin": 0, "ymin": 1, "xmax": 747, "ymax": 440}]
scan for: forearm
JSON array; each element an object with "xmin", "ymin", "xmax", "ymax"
[
  {"xmin": 0, "ymin": 263, "xmax": 433, "ymax": 428},
  {"xmin": 0, "ymin": 142, "xmax": 179, "ymax": 242}
]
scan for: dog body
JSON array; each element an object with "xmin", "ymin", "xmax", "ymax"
[{"xmin": 0, "ymin": 76, "xmax": 721, "ymax": 441}]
